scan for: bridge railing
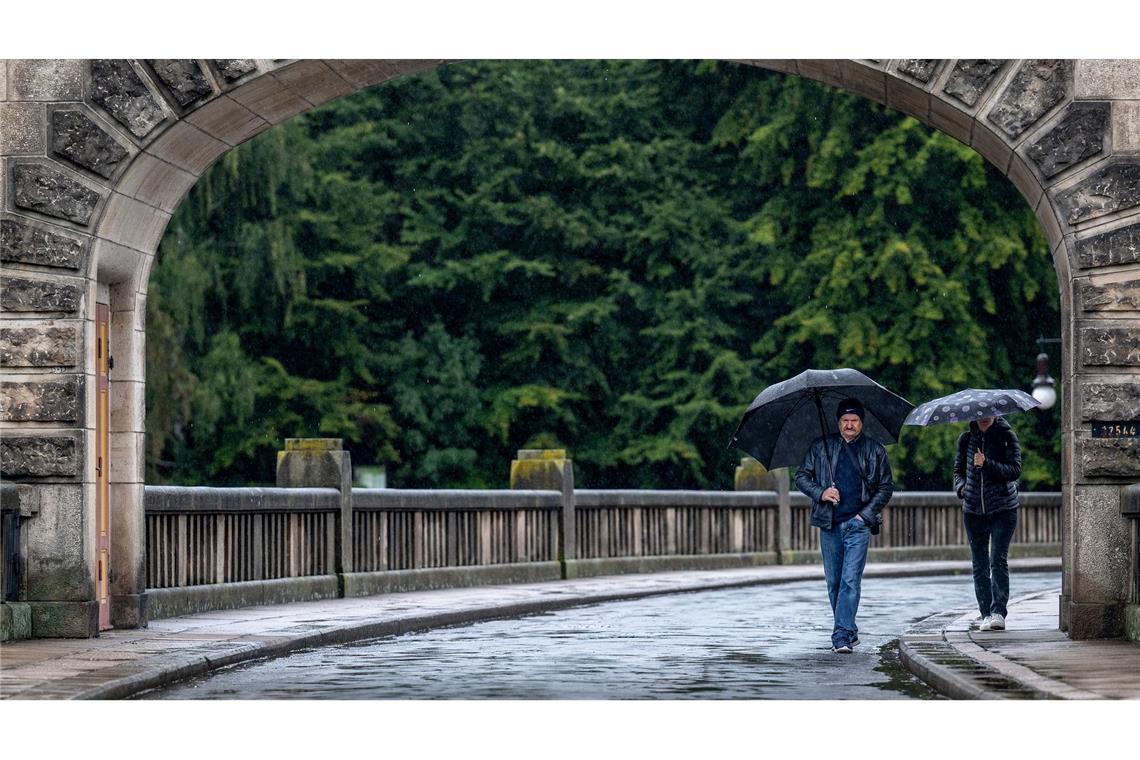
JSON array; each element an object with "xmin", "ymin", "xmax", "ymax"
[{"xmin": 139, "ymin": 443, "xmax": 1061, "ymax": 619}]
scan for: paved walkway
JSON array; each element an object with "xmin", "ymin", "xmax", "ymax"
[{"xmin": 2, "ymin": 557, "xmax": 1135, "ymax": 700}]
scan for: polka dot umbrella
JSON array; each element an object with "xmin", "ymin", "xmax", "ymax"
[{"xmin": 903, "ymin": 388, "xmax": 1040, "ymax": 427}]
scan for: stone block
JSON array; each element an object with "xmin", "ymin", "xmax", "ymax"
[
  {"xmin": 1079, "ymin": 380, "xmax": 1140, "ymax": 420},
  {"xmin": 114, "ymin": 151, "xmax": 196, "ymax": 214},
  {"xmin": 985, "ymin": 60, "xmax": 1072, "ymax": 140},
  {"xmin": 0, "ymin": 322, "xmax": 80, "ymax": 367},
  {"xmin": 885, "ymin": 75, "xmax": 930, "ymax": 121},
  {"xmin": 89, "ymin": 59, "xmax": 168, "ymax": 140},
  {"xmin": 894, "ymin": 60, "xmax": 942, "ymax": 84},
  {"xmin": 95, "ymin": 192, "xmax": 171, "ymax": 254},
  {"xmin": 0, "ymin": 102, "xmax": 45, "ymax": 156},
  {"xmin": 325, "ymin": 59, "xmax": 440, "ymax": 90},
  {"xmin": 145, "ymin": 120, "xmax": 228, "ymax": 174},
  {"xmin": 734, "ymin": 458, "xmax": 779, "ymax": 491},
  {"xmin": 147, "ymin": 59, "xmax": 215, "ymax": 108},
  {"xmin": 50, "ymin": 108, "xmax": 131, "ymax": 180},
  {"xmin": 1074, "ymin": 220, "xmax": 1140, "ymax": 269},
  {"xmin": 0, "ymin": 602, "xmax": 33, "ymax": 641},
  {"xmin": 1005, "ymin": 153, "xmax": 1045, "ymax": 209},
  {"xmin": 928, "ymin": 94, "xmax": 974, "ymax": 147},
  {"xmin": 184, "ymin": 95, "xmax": 271, "ymax": 148},
  {"xmin": 942, "ymin": 59, "xmax": 1007, "ymax": 108},
  {"xmin": 6, "ymin": 60, "xmax": 84, "ymax": 101},
  {"xmin": 11, "ymin": 162, "xmax": 103, "ymax": 225},
  {"xmin": 970, "ymin": 123, "xmax": 1013, "ymax": 172},
  {"xmin": 24, "ymin": 483, "xmax": 91, "ymax": 601},
  {"xmin": 273, "ymin": 60, "xmax": 355, "ymax": 108},
  {"xmin": 0, "ymin": 376, "xmax": 83, "ymax": 422},
  {"xmin": 212, "ymin": 59, "xmax": 258, "ymax": 84},
  {"xmin": 1075, "ymin": 60, "xmax": 1140, "ymax": 99},
  {"xmin": 1079, "ymin": 325, "xmax": 1140, "ymax": 366},
  {"xmin": 277, "ymin": 440, "xmax": 348, "ymax": 489},
  {"xmin": 1072, "ymin": 485, "xmax": 1132, "ymax": 616},
  {"xmin": 0, "ymin": 433, "xmax": 82, "ymax": 477},
  {"xmin": 1025, "ymin": 102, "xmax": 1109, "ymax": 180},
  {"xmin": 1077, "ymin": 276, "xmax": 1140, "ymax": 311},
  {"xmin": 1078, "ymin": 437, "xmax": 1140, "ymax": 478},
  {"xmin": 1112, "ymin": 101, "xmax": 1140, "ymax": 153},
  {"xmin": 0, "ymin": 274, "xmax": 83, "ymax": 313},
  {"xmin": 837, "ymin": 62, "xmax": 887, "ymax": 107},
  {"xmin": 1057, "ymin": 160, "xmax": 1140, "ymax": 225},
  {"xmin": 510, "ymin": 449, "xmax": 571, "ymax": 491},
  {"xmin": 91, "ymin": 237, "xmax": 148, "ymax": 293},
  {"xmin": 109, "ymin": 380, "xmax": 144, "ymax": 432},
  {"xmin": 29, "ymin": 601, "xmax": 99, "ymax": 638},
  {"xmin": 0, "ymin": 215, "xmax": 88, "ymax": 270},
  {"xmin": 227, "ymin": 74, "xmax": 310, "ymax": 125},
  {"xmin": 109, "ymin": 430, "xmax": 143, "ymax": 483},
  {"xmin": 1065, "ymin": 601, "xmax": 1123, "ymax": 640}
]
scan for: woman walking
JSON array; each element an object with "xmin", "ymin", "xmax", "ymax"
[{"xmin": 953, "ymin": 415, "xmax": 1022, "ymax": 631}]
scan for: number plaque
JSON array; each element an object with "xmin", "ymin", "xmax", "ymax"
[{"xmin": 1091, "ymin": 422, "xmax": 1140, "ymax": 438}]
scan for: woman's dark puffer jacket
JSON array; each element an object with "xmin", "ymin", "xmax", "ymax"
[{"xmin": 952, "ymin": 417, "xmax": 1022, "ymax": 515}]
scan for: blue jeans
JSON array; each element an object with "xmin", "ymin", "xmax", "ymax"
[
  {"xmin": 963, "ymin": 509, "xmax": 1018, "ymax": 618},
  {"xmin": 819, "ymin": 516, "xmax": 871, "ymax": 648}
]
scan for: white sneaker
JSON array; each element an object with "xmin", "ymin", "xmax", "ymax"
[
  {"xmin": 988, "ymin": 613, "xmax": 1006, "ymax": 631},
  {"xmin": 979, "ymin": 616, "xmax": 993, "ymax": 631}
]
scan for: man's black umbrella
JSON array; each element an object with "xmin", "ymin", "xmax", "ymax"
[
  {"xmin": 903, "ymin": 388, "xmax": 1039, "ymax": 426},
  {"xmin": 729, "ymin": 368, "xmax": 914, "ymax": 470}
]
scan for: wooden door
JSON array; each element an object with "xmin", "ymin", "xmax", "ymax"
[{"xmin": 96, "ymin": 303, "xmax": 111, "ymax": 630}]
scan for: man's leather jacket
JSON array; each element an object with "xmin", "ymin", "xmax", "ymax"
[{"xmin": 794, "ymin": 433, "xmax": 894, "ymax": 530}]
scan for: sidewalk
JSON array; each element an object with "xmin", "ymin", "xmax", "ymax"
[
  {"xmin": 4, "ymin": 557, "xmax": 1128, "ymax": 700},
  {"xmin": 899, "ymin": 586, "xmax": 1140, "ymax": 699}
]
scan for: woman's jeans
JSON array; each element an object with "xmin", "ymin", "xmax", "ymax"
[
  {"xmin": 819, "ymin": 516, "xmax": 871, "ymax": 648},
  {"xmin": 963, "ymin": 509, "xmax": 1019, "ymax": 618}
]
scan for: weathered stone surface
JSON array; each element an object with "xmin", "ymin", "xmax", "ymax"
[
  {"xmin": 1077, "ymin": 278, "xmax": 1140, "ymax": 311},
  {"xmin": 896, "ymin": 59, "xmax": 940, "ymax": 83},
  {"xmin": 0, "ymin": 276, "xmax": 82, "ymax": 312},
  {"xmin": 1080, "ymin": 327, "xmax": 1140, "ymax": 366},
  {"xmin": 1079, "ymin": 438, "xmax": 1140, "ymax": 478},
  {"xmin": 0, "ymin": 435, "xmax": 80, "ymax": 477},
  {"xmin": 148, "ymin": 59, "xmax": 213, "ymax": 107},
  {"xmin": 1075, "ymin": 222, "xmax": 1140, "ymax": 269},
  {"xmin": 1059, "ymin": 162, "xmax": 1140, "ymax": 225},
  {"xmin": 214, "ymin": 59, "xmax": 258, "ymax": 82},
  {"xmin": 90, "ymin": 59, "xmax": 166, "ymax": 139},
  {"xmin": 0, "ymin": 217, "xmax": 86, "ymax": 269},
  {"xmin": 943, "ymin": 59, "xmax": 1006, "ymax": 107},
  {"xmin": 0, "ymin": 325, "xmax": 79, "ymax": 367},
  {"xmin": 50, "ymin": 109, "xmax": 130, "ymax": 180},
  {"xmin": 0, "ymin": 102, "xmax": 46, "ymax": 155},
  {"xmin": 6, "ymin": 60, "xmax": 84, "ymax": 101},
  {"xmin": 1081, "ymin": 382, "xmax": 1140, "ymax": 420},
  {"xmin": 0, "ymin": 377, "xmax": 82, "ymax": 422},
  {"xmin": 987, "ymin": 60, "xmax": 1072, "ymax": 138},
  {"xmin": 1026, "ymin": 102, "xmax": 1108, "ymax": 179},
  {"xmin": 11, "ymin": 164, "xmax": 101, "ymax": 225}
]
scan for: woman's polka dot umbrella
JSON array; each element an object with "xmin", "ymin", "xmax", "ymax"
[{"xmin": 903, "ymin": 388, "xmax": 1040, "ymax": 426}]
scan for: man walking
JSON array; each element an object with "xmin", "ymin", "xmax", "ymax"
[{"xmin": 795, "ymin": 398, "xmax": 894, "ymax": 653}]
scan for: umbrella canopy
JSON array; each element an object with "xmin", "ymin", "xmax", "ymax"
[
  {"xmin": 903, "ymin": 388, "xmax": 1039, "ymax": 426},
  {"xmin": 729, "ymin": 368, "xmax": 914, "ymax": 470}
]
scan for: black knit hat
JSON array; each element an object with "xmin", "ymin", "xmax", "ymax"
[{"xmin": 836, "ymin": 398, "xmax": 865, "ymax": 421}]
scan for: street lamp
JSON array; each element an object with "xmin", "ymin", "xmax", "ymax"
[{"xmin": 1031, "ymin": 350, "xmax": 1057, "ymax": 410}]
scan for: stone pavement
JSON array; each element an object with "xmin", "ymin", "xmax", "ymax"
[{"xmin": 2, "ymin": 556, "xmax": 1132, "ymax": 700}]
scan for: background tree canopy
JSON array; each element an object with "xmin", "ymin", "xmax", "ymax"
[{"xmin": 146, "ymin": 60, "xmax": 1061, "ymax": 491}]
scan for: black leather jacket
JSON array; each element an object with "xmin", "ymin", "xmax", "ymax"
[
  {"xmin": 953, "ymin": 417, "xmax": 1021, "ymax": 515},
  {"xmin": 795, "ymin": 433, "xmax": 894, "ymax": 529}
]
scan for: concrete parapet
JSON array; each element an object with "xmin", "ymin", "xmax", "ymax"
[
  {"xmin": 277, "ymin": 438, "xmax": 352, "ymax": 578},
  {"xmin": 511, "ymin": 449, "xmax": 575, "ymax": 568}
]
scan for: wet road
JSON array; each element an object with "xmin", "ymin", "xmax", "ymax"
[{"xmin": 145, "ymin": 571, "xmax": 1061, "ymax": 700}]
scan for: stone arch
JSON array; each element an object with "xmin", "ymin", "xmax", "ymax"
[{"xmin": 3, "ymin": 59, "xmax": 1138, "ymax": 638}]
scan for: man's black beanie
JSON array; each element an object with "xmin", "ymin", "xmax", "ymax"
[{"xmin": 836, "ymin": 398, "xmax": 865, "ymax": 421}]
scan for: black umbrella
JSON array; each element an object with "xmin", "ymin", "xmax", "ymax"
[
  {"xmin": 903, "ymin": 388, "xmax": 1039, "ymax": 426},
  {"xmin": 729, "ymin": 368, "xmax": 914, "ymax": 470}
]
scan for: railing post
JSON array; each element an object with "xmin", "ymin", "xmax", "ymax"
[
  {"xmin": 510, "ymin": 449, "xmax": 574, "ymax": 578},
  {"xmin": 735, "ymin": 457, "xmax": 791, "ymax": 563},
  {"xmin": 276, "ymin": 439, "xmax": 352, "ymax": 594}
]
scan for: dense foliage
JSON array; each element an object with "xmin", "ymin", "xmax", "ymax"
[{"xmin": 146, "ymin": 60, "xmax": 1060, "ymax": 490}]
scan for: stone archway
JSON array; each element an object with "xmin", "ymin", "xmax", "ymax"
[{"xmin": 3, "ymin": 59, "xmax": 1137, "ymax": 638}]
